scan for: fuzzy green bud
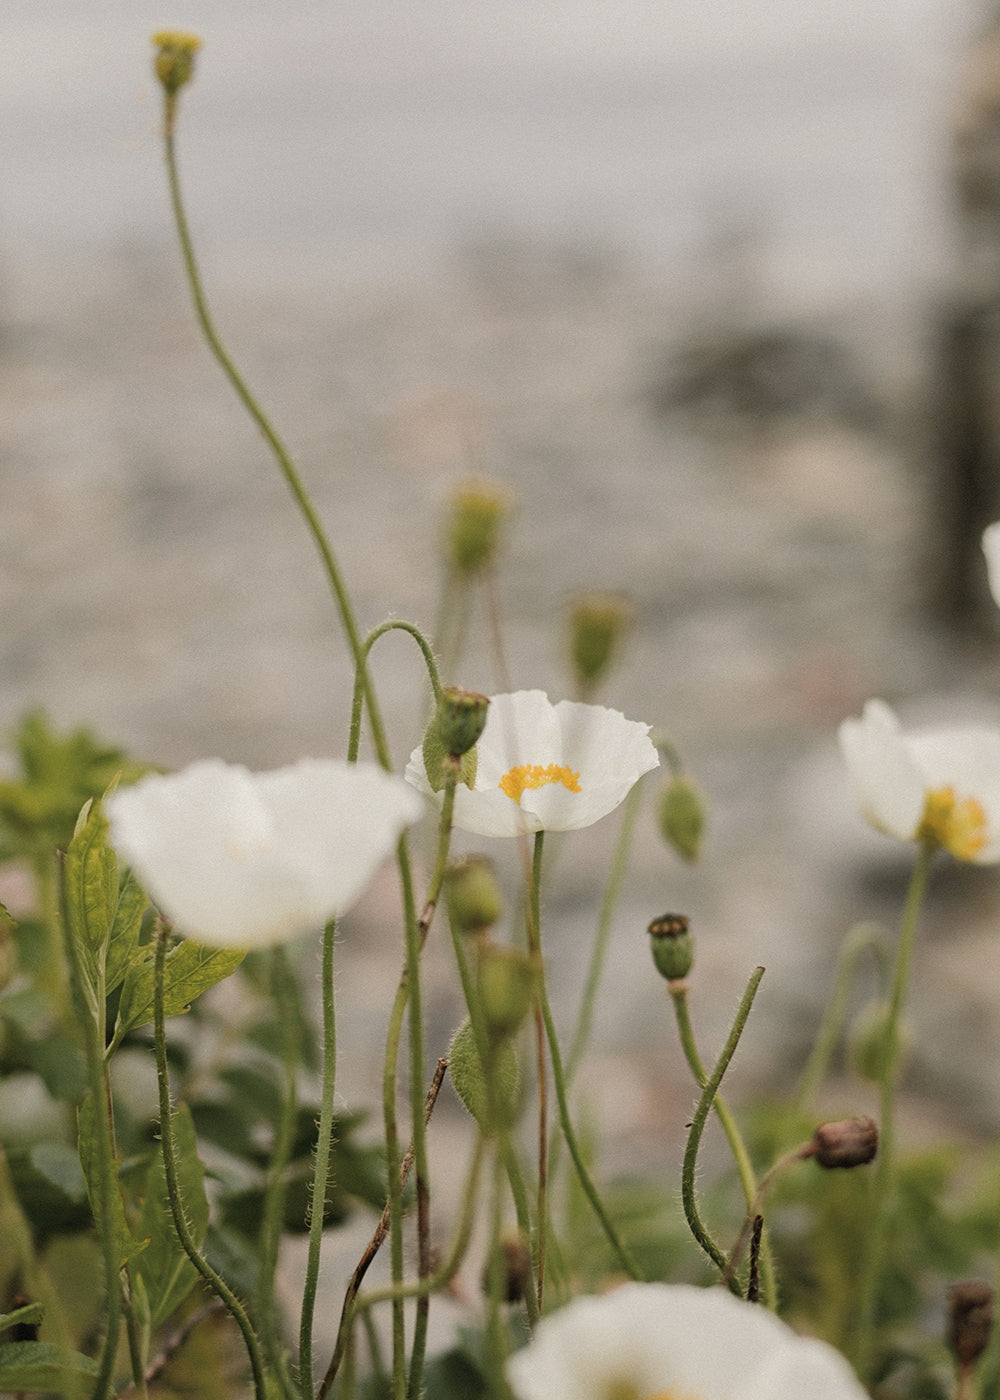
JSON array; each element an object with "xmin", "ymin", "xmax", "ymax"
[
  {"xmin": 152, "ymin": 31, "xmax": 202, "ymax": 95},
  {"xmin": 648, "ymin": 912, "xmax": 693, "ymax": 981},
  {"xmin": 445, "ymin": 479, "xmax": 510, "ymax": 575},
  {"xmin": 437, "ymin": 687, "xmax": 489, "ymax": 756},
  {"xmin": 477, "ymin": 945, "xmax": 539, "ymax": 1037},
  {"xmin": 448, "ymin": 1018, "xmax": 520, "ymax": 1131},
  {"xmin": 568, "ymin": 591, "xmax": 633, "ymax": 694},
  {"xmin": 658, "ymin": 773, "xmax": 706, "ymax": 863},
  {"xmin": 444, "ymin": 856, "xmax": 503, "ymax": 935},
  {"xmin": 421, "ymin": 706, "xmax": 479, "ymax": 793}
]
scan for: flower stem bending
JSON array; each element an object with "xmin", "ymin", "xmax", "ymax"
[
  {"xmin": 152, "ymin": 922, "xmax": 268, "ymax": 1398},
  {"xmin": 680, "ymin": 966, "xmax": 765, "ymax": 1295}
]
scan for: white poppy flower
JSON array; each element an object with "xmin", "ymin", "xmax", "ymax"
[
  {"xmin": 106, "ymin": 758, "xmax": 423, "ymax": 948},
  {"xmin": 983, "ymin": 521, "xmax": 1000, "ymax": 608},
  {"xmin": 838, "ymin": 699, "xmax": 1000, "ymax": 863},
  {"xmin": 506, "ymin": 1282, "xmax": 867, "ymax": 1400},
  {"xmin": 404, "ymin": 690, "xmax": 659, "ymax": 837}
]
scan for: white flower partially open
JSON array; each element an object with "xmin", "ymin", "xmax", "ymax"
[
  {"xmin": 106, "ymin": 758, "xmax": 423, "ymax": 947},
  {"xmin": 506, "ymin": 1282, "xmax": 867, "ymax": 1400},
  {"xmin": 983, "ymin": 521, "xmax": 1000, "ymax": 607},
  {"xmin": 838, "ymin": 699, "xmax": 1000, "ymax": 863},
  {"xmin": 404, "ymin": 689, "xmax": 659, "ymax": 837}
]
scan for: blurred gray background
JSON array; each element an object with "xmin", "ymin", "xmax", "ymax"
[{"xmin": 5, "ymin": 0, "xmax": 1000, "ymax": 1154}]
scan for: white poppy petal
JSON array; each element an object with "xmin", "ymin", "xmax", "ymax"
[
  {"xmin": 983, "ymin": 521, "xmax": 1000, "ymax": 608},
  {"xmin": 106, "ymin": 757, "xmax": 423, "ymax": 948},
  {"xmin": 506, "ymin": 1283, "xmax": 867, "ymax": 1400}
]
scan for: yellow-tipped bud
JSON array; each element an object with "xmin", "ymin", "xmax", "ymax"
[
  {"xmin": 568, "ymin": 591, "xmax": 633, "ymax": 694},
  {"xmin": 445, "ymin": 478, "xmax": 510, "ymax": 575},
  {"xmin": 152, "ymin": 31, "xmax": 202, "ymax": 95},
  {"xmin": 658, "ymin": 773, "xmax": 706, "ymax": 863},
  {"xmin": 648, "ymin": 912, "xmax": 694, "ymax": 981},
  {"xmin": 444, "ymin": 856, "xmax": 503, "ymax": 936}
]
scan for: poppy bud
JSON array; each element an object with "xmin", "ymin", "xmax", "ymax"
[
  {"xmin": 648, "ymin": 912, "xmax": 694, "ymax": 982},
  {"xmin": 445, "ymin": 479, "xmax": 510, "ymax": 575},
  {"xmin": 568, "ymin": 591, "xmax": 633, "ymax": 694},
  {"xmin": 947, "ymin": 1281, "xmax": 994, "ymax": 1369},
  {"xmin": 809, "ymin": 1116, "xmax": 878, "ymax": 1169},
  {"xmin": 484, "ymin": 1232, "xmax": 534, "ymax": 1304},
  {"xmin": 658, "ymin": 773, "xmax": 706, "ymax": 863},
  {"xmin": 477, "ymin": 944, "xmax": 539, "ymax": 1037},
  {"xmin": 849, "ymin": 1000, "xmax": 910, "ymax": 1083},
  {"xmin": 152, "ymin": 31, "xmax": 202, "ymax": 95},
  {"xmin": 444, "ymin": 856, "xmax": 503, "ymax": 936},
  {"xmin": 421, "ymin": 698, "xmax": 480, "ymax": 793},
  {"xmin": 448, "ymin": 1018, "xmax": 520, "ymax": 1131}
]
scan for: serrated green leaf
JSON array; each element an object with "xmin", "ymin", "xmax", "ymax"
[
  {"xmin": 136, "ymin": 1104, "xmax": 208, "ymax": 1328},
  {"xmin": 64, "ymin": 800, "xmax": 117, "ymax": 954},
  {"xmin": 0, "ymin": 1340, "xmax": 97, "ymax": 1394},
  {"xmin": 113, "ymin": 941, "xmax": 245, "ymax": 1042},
  {"xmin": 77, "ymin": 1091, "xmax": 146, "ymax": 1269},
  {"xmin": 105, "ymin": 868, "xmax": 147, "ymax": 995}
]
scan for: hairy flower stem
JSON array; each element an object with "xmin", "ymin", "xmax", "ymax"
[
  {"xmin": 852, "ymin": 841, "xmax": 933, "ymax": 1378},
  {"xmin": 669, "ymin": 979, "xmax": 777, "ymax": 1307},
  {"xmin": 350, "ymin": 622, "xmax": 443, "ymax": 765},
  {"xmin": 529, "ymin": 834, "xmax": 642, "ymax": 1289},
  {"xmin": 680, "ymin": 966, "xmax": 765, "ymax": 1295},
  {"xmin": 152, "ymin": 923, "xmax": 268, "ymax": 1398},
  {"xmin": 160, "ymin": 102, "xmax": 392, "ymax": 774},
  {"xmin": 299, "ymin": 921, "xmax": 337, "ymax": 1397}
]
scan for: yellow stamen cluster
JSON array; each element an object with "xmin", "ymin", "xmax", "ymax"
[
  {"xmin": 918, "ymin": 785, "xmax": 988, "ymax": 860},
  {"xmin": 499, "ymin": 763, "xmax": 582, "ymax": 804},
  {"xmin": 152, "ymin": 31, "xmax": 202, "ymax": 95},
  {"xmin": 604, "ymin": 1384, "xmax": 692, "ymax": 1400}
]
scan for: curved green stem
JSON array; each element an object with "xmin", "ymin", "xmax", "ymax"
[
  {"xmin": 793, "ymin": 921, "xmax": 889, "ymax": 1111},
  {"xmin": 852, "ymin": 842, "xmax": 934, "ymax": 1378},
  {"xmin": 349, "ymin": 620, "xmax": 443, "ymax": 763},
  {"xmin": 529, "ymin": 836, "xmax": 641, "ymax": 1286},
  {"xmin": 299, "ymin": 921, "xmax": 337, "ymax": 1398},
  {"xmin": 160, "ymin": 99, "xmax": 392, "ymax": 773},
  {"xmin": 669, "ymin": 979, "xmax": 776, "ymax": 1307},
  {"xmin": 152, "ymin": 924, "xmax": 268, "ymax": 1398},
  {"xmin": 680, "ymin": 966, "xmax": 765, "ymax": 1294}
]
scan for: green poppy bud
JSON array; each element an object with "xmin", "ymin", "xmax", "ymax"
[
  {"xmin": 445, "ymin": 479, "xmax": 510, "ymax": 575},
  {"xmin": 448, "ymin": 1018, "xmax": 520, "ymax": 1132},
  {"xmin": 444, "ymin": 856, "xmax": 503, "ymax": 935},
  {"xmin": 421, "ymin": 707, "xmax": 479, "ymax": 793},
  {"xmin": 568, "ymin": 591, "xmax": 633, "ymax": 694},
  {"xmin": 437, "ymin": 687, "xmax": 489, "ymax": 757},
  {"xmin": 648, "ymin": 912, "xmax": 694, "ymax": 981},
  {"xmin": 658, "ymin": 773, "xmax": 706, "ymax": 863},
  {"xmin": 152, "ymin": 30, "xmax": 202, "ymax": 95},
  {"xmin": 477, "ymin": 945, "xmax": 539, "ymax": 1037}
]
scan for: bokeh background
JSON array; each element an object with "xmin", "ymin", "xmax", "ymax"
[{"xmin": 5, "ymin": 0, "xmax": 1000, "ymax": 1208}]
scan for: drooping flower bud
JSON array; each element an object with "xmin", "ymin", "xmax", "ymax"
[
  {"xmin": 484, "ymin": 1231, "xmax": 534, "ymax": 1304},
  {"xmin": 444, "ymin": 856, "xmax": 503, "ymax": 935},
  {"xmin": 648, "ymin": 912, "xmax": 694, "ymax": 982},
  {"xmin": 444, "ymin": 479, "xmax": 510, "ymax": 575},
  {"xmin": 568, "ymin": 591, "xmax": 633, "ymax": 695},
  {"xmin": 152, "ymin": 31, "xmax": 202, "ymax": 96},
  {"xmin": 420, "ymin": 692, "xmax": 483, "ymax": 793},
  {"xmin": 808, "ymin": 1116, "xmax": 878, "ymax": 1169},
  {"xmin": 947, "ymin": 1281, "xmax": 994, "ymax": 1370},
  {"xmin": 658, "ymin": 773, "xmax": 706, "ymax": 863},
  {"xmin": 477, "ymin": 944, "xmax": 539, "ymax": 1037}
]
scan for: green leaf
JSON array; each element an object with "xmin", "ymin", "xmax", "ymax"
[
  {"xmin": 76, "ymin": 1091, "xmax": 146, "ymax": 1269},
  {"xmin": 0, "ymin": 1301, "xmax": 44, "ymax": 1334},
  {"xmin": 62, "ymin": 799, "xmax": 117, "ymax": 1013},
  {"xmin": 113, "ymin": 940, "xmax": 245, "ymax": 1042},
  {"xmin": 105, "ymin": 868, "xmax": 147, "ymax": 995},
  {"xmin": 136, "ymin": 1104, "xmax": 209, "ymax": 1328},
  {"xmin": 0, "ymin": 1340, "xmax": 98, "ymax": 1395}
]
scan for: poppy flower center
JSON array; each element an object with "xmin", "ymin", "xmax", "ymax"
[
  {"xmin": 499, "ymin": 763, "xmax": 582, "ymax": 804},
  {"xmin": 603, "ymin": 1384, "xmax": 694, "ymax": 1400},
  {"xmin": 918, "ymin": 785, "xmax": 988, "ymax": 860}
]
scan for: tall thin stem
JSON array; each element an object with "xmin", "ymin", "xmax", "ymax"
[
  {"xmin": 152, "ymin": 924, "xmax": 268, "ymax": 1398},
  {"xmin": 852, "ymin": 842, "xmax": 934, "ymax": 1378}
]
